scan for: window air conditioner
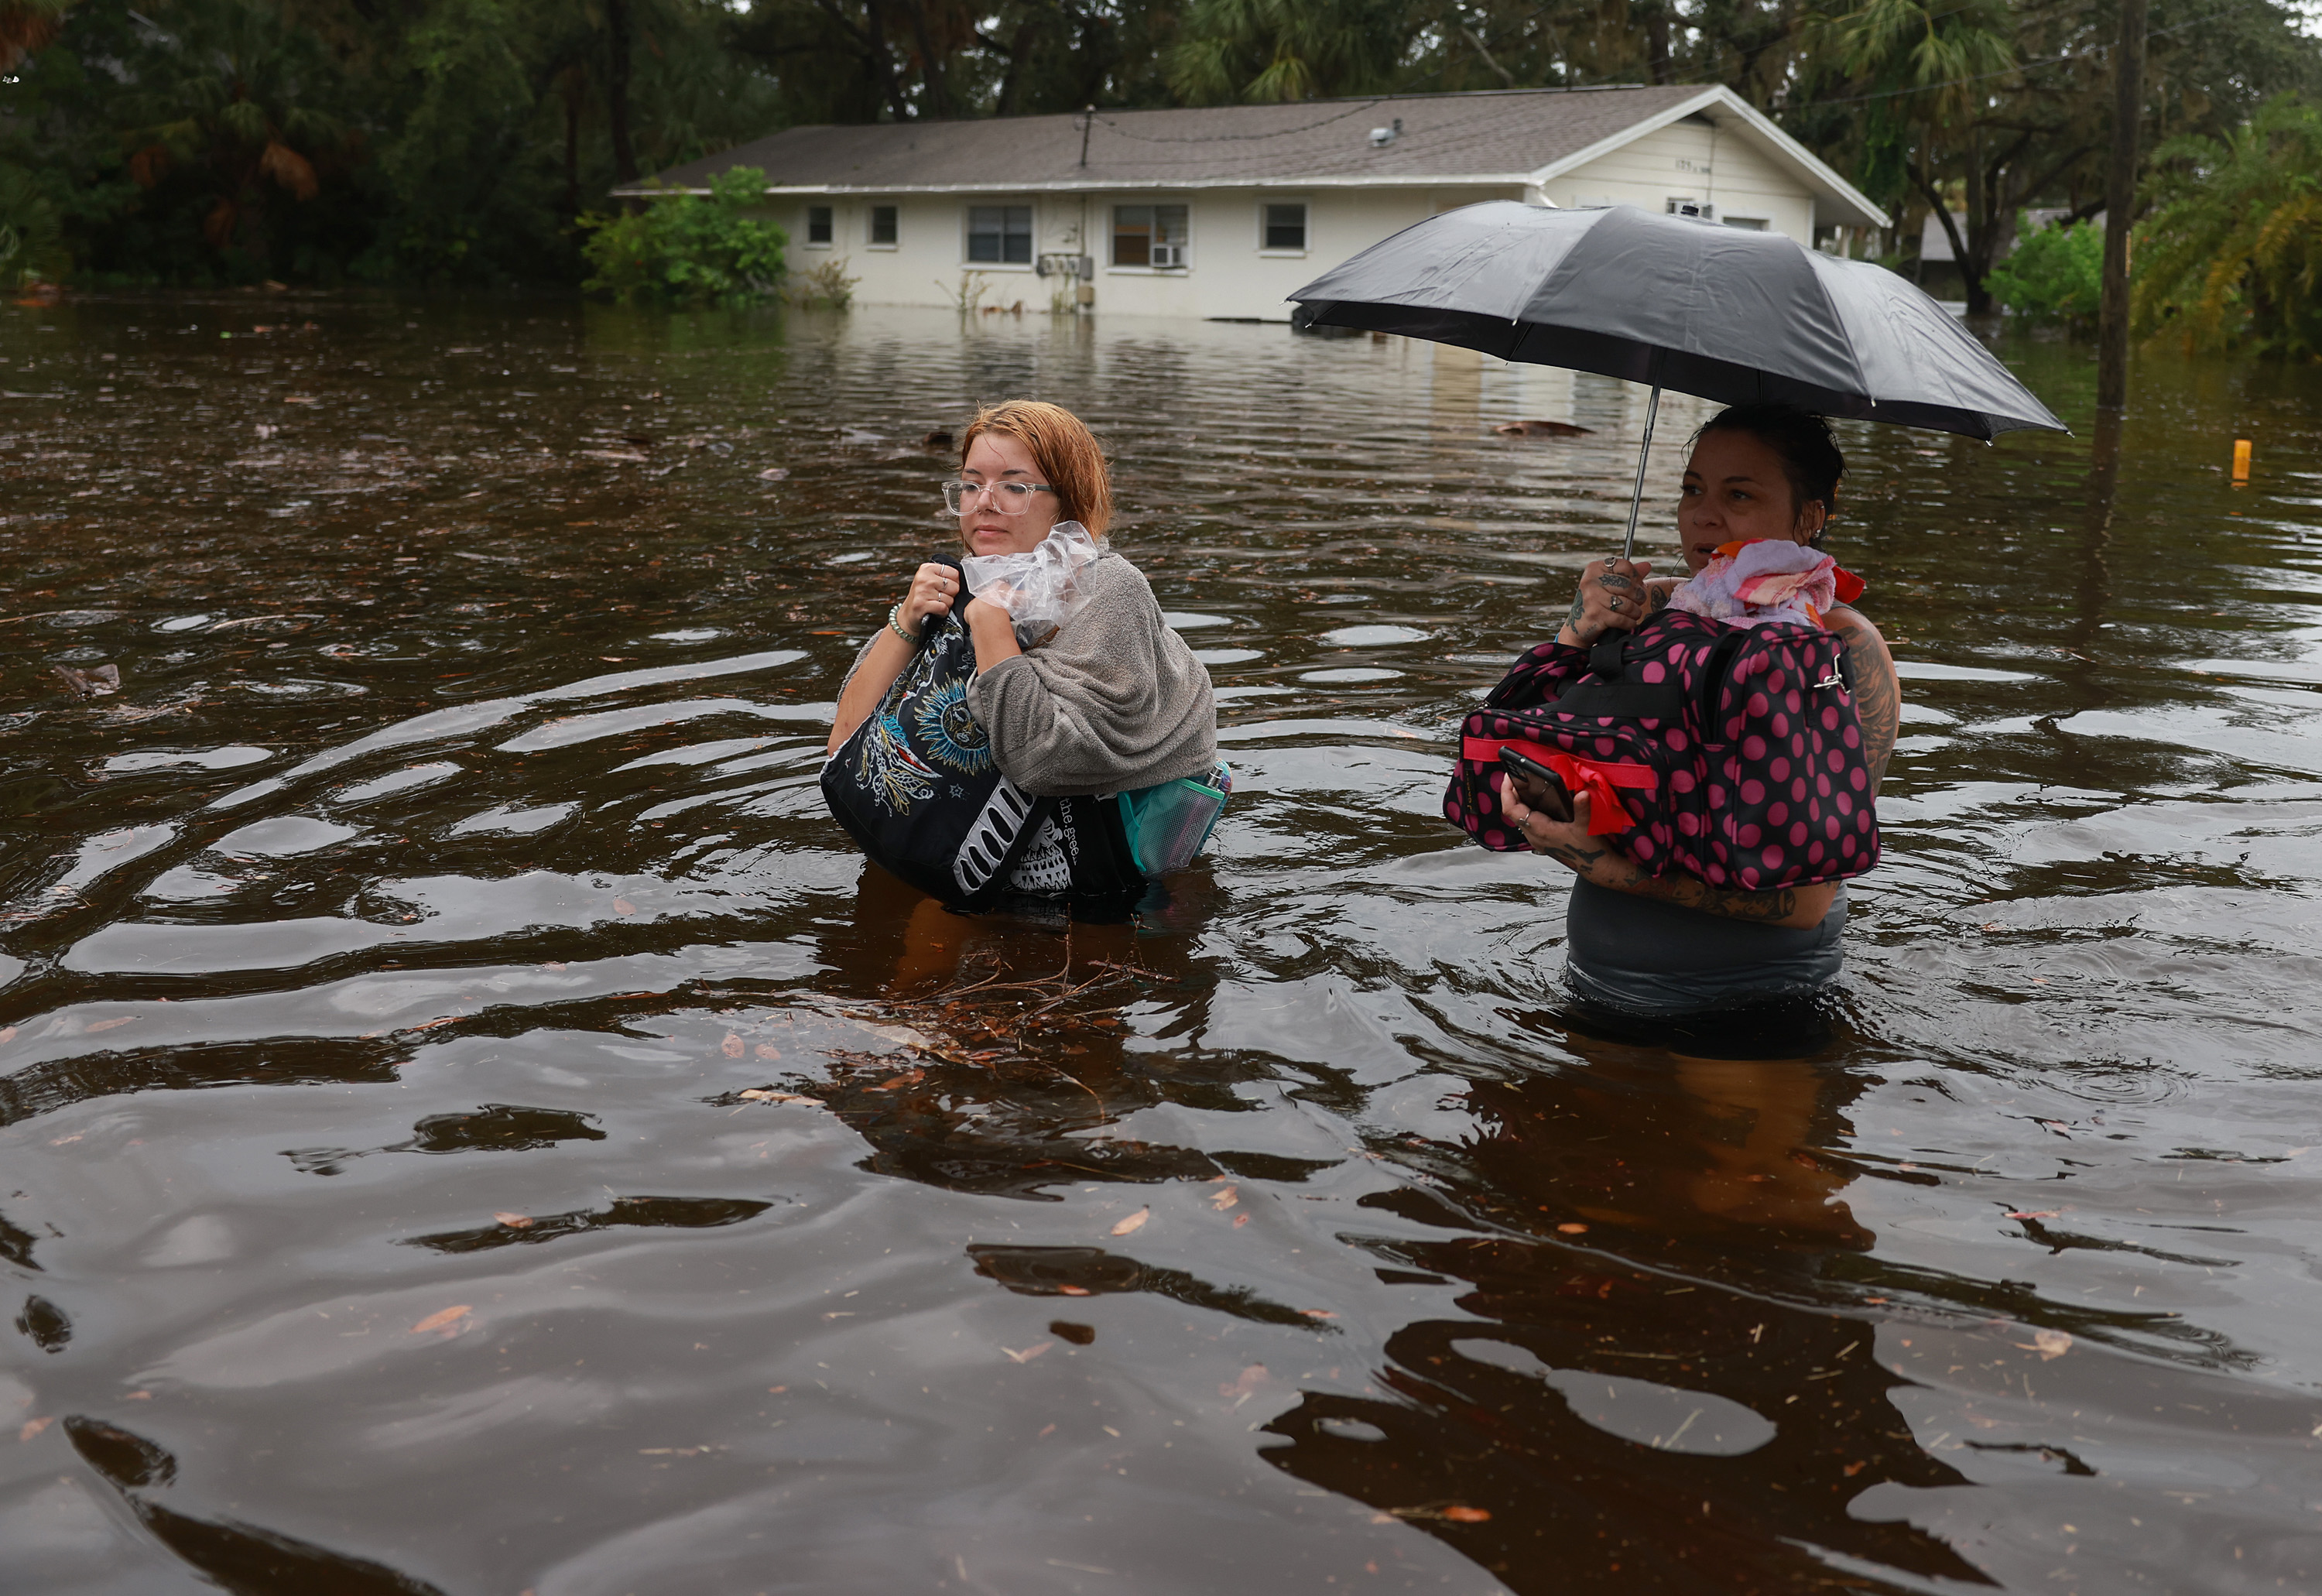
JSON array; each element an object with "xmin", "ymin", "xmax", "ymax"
[
  {"xmin": 1151, "ymin": 244, "xmax": 1184, "ymax": 269},
  {"xmin": 1668, "ymin": 200, "xmax": 1718, "ymax": 223}
]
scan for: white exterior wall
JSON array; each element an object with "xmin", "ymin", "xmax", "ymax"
[
  {"xmin": 776, "ymin": 186, "xmax": 1522, "ymax": 320},
  {"xmin": 1543, "ymin": 120, "xmax": 1817, "ymax": 245},
  {"xmin": 766, "ymin": 122, "xmax": 1825, "ymax": 320}
]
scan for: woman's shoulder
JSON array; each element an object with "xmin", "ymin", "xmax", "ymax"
[
  {"xmin": 1084, "ymin": 547, "xmax": 1152, "ymax": 591},
  {"xmin": 1823, "ymin": 603, "xmax": 1889, "ymax": 651},
  {"xmin": 1074, "ymin": 549, "xmax": 1166, "ymax": 616},
  {"xmin": 1825, "ymin": 601, "xmax": 1878, "ymax": 630}
]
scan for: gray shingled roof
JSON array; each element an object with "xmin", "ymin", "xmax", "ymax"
[{"xmin": 620, "ymin": 86, "xmax": 1715, "ymax": 195}]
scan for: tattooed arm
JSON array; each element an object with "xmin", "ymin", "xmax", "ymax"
[
  {"xmin": 1499, "ymin": 776, "xmax": 1837, "ymax": 929},
  {"xmin": 1824, "ymin": 604, "xmax": 1899, "ymax": 796}
]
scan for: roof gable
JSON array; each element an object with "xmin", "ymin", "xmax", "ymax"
[{"xmin": 1529, "ymin": 86, "xmax": 1885, "ymax": 228}]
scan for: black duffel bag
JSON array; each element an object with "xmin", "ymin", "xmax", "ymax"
[{"xmin": 820, "ymin": 564, "xmax": 1142, "ymax": 909}]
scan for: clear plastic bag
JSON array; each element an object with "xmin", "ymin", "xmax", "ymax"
[{"xmin": 959, "ymin": 521, "xmax": 1108, "ymax": 648}]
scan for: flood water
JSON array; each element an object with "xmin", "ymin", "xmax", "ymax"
[{"xmin": 5, "ymin": 294, "xmax": 2322, "ymax": 1595}]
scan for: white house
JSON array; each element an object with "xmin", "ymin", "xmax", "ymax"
[{"xmin": 619, "ymin": 85, "xmax": 1889, "ymax": 321}]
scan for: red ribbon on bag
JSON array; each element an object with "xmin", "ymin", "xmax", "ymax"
[{"xmin": 1463, "ymin": 738, "xmax": 1657, "ymax": 835}]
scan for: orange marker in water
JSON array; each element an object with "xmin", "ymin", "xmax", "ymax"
[{"xmin": 2233, "ymin": 439, "xmax": 2252, "ymax": 483}]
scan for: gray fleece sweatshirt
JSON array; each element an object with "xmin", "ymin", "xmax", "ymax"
[{"xmin": 968, "ymin": 552, "xmax": 1218, "ymax": 796}]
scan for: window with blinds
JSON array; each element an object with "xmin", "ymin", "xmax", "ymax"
[
  {"xmin": 1262, "ymin": 203, "xmax": 1307, "ymax": 252},
  {"xmin": 966, "ymin": 206, "xmax": 1032, "ymax": 264}
]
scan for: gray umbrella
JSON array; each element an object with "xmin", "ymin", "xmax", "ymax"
[{"xmin": 1289, "ymin": 200, "xmax": 2067, "ymax": 557}]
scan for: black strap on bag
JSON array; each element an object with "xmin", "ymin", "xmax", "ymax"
[
  {"xmin": 1549, "ymin": 625, "xmax": 1684, "ymax": 719},
  {"xmin": 1544, "ymin": 612, "xmax": 1752, "ymax": 729}
]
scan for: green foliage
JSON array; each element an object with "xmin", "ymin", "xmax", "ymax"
[
  {"xmin": 1783, "ymin": 0, "xmax": 2320, "ymax": 311},
  {"xmin": 108, "ymin": 0, "xmax": 359, "ymax": 276},
  {"xmin": 1987, "ymin": 213, "xmax": 2103, "ymax": 321},
  {"xmin": 0, "ymin": 160, "xmax": 66, "ymax": 285},
  {"xmin": 1165, "ymin": 0, "xmax": 1408, "ymax": 104},
  {"xmin": 578, "ymin": 166, "xmax": 786, "ymax": 305},
  {"xmin": 0, "ymin": 0, "xmax": 783, "ymax": 286},
  {"xmin": 5, "ymin": 0, "xmax": 2320, "ymax": 296},
  {"xmin": 2135, "ymin": 95, "xmax": 2322, "ymax": 359}
]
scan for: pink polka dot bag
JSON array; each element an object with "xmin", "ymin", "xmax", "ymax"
[{"xmin": 1443, "ymin": 608, "xmax": 1881, "ymax": 891}]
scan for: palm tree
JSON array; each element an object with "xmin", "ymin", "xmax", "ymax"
[
  {"xmin": 1805, "ymin": 0, "xmax": 2024, "ymax": 308},
  {"xmin": 2134, "ymin": 94, "xmax": 2322, "ymax": 358},
  {"xmin": 1166, "ymin": 0, "xmax": 1409, "ymax": 104},
  {"xmin": 119, "ymin": 0, "xmax": 349, "ymax": 268}
]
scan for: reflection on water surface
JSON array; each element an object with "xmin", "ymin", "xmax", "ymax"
[{"xmin": 4, "ymin": 298, "xmax": 2322, "ymax": 1594}]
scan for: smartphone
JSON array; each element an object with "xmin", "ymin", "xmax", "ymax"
[{"xmin": 1497, "ymin": 747, "xmax": 1574, "ymax": 823}]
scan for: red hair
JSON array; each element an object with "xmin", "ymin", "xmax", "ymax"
[{"xmin": 957, "ymin": 400, "xmax": 1113, "ymax": 539}]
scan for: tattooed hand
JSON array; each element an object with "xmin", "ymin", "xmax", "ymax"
[{"xmin": 1557, "ymin": 557, "xmax": 1656, "ymax": 646}]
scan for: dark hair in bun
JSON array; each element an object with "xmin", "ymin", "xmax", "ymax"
[{"xmin": 1693, "ymin": 404, "xmax": 1845, "ymax": 550}]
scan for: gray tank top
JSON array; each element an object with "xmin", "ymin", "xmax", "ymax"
[{"xmin": 1563, "ymin": 877, "xmax": 1846, "ymax": 1015}]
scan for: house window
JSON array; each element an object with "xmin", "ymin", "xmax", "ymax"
[
  {"xmin": 1262, "ymin": 202, "xmax": 1307, "ymax": 252},
  {"xmin": 807, "ymin": 205, "xmax": 834, "ymax": 245},
  {"xmin": 1722, "ymin": 217, "xmax": 1768, "ymax": 231},
  {"xmin": 1113, "ymin": 204, "xmax": 1189, "ymax": 269},
  {"xmin": 869, "ymin": 204, "xmax": 898, "ymax": 246},
  {"xmin": 967, "ymin": 205, "xmax": 1032, "ymax": 264}
]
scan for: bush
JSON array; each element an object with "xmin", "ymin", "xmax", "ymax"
[
  {"xmin": 578, "ymin": 166, "xmax": 786, "ymax": 306},
  {"xmin": 784, "ymin": 256, "xmax": 858, "ymax": 310},
  {"xmin": 1987, "ymin": 211, "xmax": 2102, "ymax": 322}
]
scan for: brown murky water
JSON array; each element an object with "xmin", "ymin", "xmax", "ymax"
[{"xmin": 5, "ymin": 295, "xmax": 2322, "ymax": 1595}]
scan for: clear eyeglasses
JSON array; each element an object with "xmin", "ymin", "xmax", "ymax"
[{"xmin": 942, "ymin": 479, "xmax": 1053, "ymax": 516}]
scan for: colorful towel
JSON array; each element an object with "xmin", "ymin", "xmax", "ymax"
[{"xmin": 1667, "ymin": 538, "xmax": 1865, "ymax": 629}]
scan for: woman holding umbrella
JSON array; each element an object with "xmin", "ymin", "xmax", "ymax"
[
  {"xmin": 1498, "ymin": 403, "xmax": 1900, "ymax": 1015},
  {"xmin": 1292, "ymin": 200, "xmax": 2062, "ymax": 1015}
]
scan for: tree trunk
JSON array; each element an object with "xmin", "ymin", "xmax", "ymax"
[
  {"xmin": 2097, "ymin": 0, "xmax": 2149, "ymax": 412},
  {"xmin": 1915, "ymin": 172, "xmax": 1974, "ymax": 306},
  {"xmin": 902, "ymin": 0, "xmax": 950, "ymax": 118},
  {"xmin": 561, "ymin": 68, "xmax": 584, "ymax": 216},
  {"xmin": 858, "ymin": 0, "xmax": 916, "ymax": 122},
  {"xmin": 607, "ymin": 0, "xmax": 638, "ymax": 186},
  {"xmin": 1644, "ymin": 2, "xmax": 1671, "ymax": 85},
  {"xmin": 1961, "ymin": 132, "xmax": 1991, "ymax": 312},
  {"xmin": 994, "ymin": 19, "xmax": 1037, "ymax": 116}
]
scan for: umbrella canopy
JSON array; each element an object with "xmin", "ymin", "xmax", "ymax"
[{"xmin": 1290, "ymin": 201, "xmax": 2066, "ymax": 441}]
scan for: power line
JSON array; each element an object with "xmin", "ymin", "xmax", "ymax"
[{"xmin": 1087, "ymin": 98, "xmax": 1387, "ymax": 144}]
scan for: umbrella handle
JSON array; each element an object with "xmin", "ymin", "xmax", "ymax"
[{"xmin": 1619, "ymin": 382, "xmax": 1663, "ymax": 565}]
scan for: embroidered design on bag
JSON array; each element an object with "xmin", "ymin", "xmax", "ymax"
[
  {"xmin": 913, "ymin": 678, "xmax": 992, "ymax": 776},
  {"xmin": 854, "ymin": 711, "xmax": 939, "ymax": 817},
  {"xmin": 954, "ymin": 776, "xmax": 1039, "ymax": 896}
]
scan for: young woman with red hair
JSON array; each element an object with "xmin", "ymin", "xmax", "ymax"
[{"xmin": 828, "ymin": 399, "xmax": 1218, "ymax": 901}]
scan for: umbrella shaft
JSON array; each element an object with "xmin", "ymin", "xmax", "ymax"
[{"xmin": 1621, "ymin": 383, "xmax": 1663, "ymax": 564}]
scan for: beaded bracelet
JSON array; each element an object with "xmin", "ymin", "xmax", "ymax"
[{"xmin": 887, "ymin": 601, "xmax": 920, "ymax": 646}]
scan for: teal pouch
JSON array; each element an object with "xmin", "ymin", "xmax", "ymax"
[{"xmin": 1116, "ymin": 764, "xmax": 1231, "ymax": 877}]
